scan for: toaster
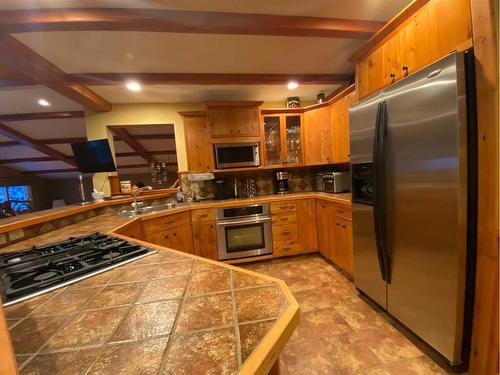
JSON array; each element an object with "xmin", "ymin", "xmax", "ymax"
[{"xmin": 322, "ymin": 171, "xmax": 351, "ymax": 193}]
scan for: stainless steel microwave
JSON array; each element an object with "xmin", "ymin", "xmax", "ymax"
[{"xmin": 214, "ymin": 142, "xmax": 260, "ymax": 169}]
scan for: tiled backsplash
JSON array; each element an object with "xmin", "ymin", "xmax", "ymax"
[{"xmin": 180, "ymin": 166, "xmax": 348, "ymax": 201}]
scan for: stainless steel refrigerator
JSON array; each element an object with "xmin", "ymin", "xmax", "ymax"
[{"xmin": 349, "ymin": 51, "xmax": 476, "ymax": 369}]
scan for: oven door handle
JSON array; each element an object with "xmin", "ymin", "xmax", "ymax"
[{"xmin": 216, "ymin": 216, "xmax": 271, "ymax": 226}]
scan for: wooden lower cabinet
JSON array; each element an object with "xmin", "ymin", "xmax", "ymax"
[
  {"xmin": 296, "ymin": 199, "xmax": 318, "ymax": 253},
  {"xmin": 144, "ymin": 223, "xmax": 194, "ymax": 254},
  {"xmin": 316, "ymin": 200, "xmax": 332, "ymax": 258},
  {"xmin": 114, "ymin": 220, "xmax": 143, "ymax": 240},
  {"xmin": 316, "ymin": 200, "xmax": 353, "ymax": 275},
  {"xmin": 192, "ymin": 222, "xmax": 218, "ymax": 260}
]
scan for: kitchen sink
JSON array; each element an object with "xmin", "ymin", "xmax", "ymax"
[{"xmin": 117, "ymin": 202, "xmax": 177, "ymax": 217}]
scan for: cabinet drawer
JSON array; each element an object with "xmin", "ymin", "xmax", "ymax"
[
  {"xmin": 271, "ymin": 201, "xmax": 297, "ymax": 214},
  {"xmin": 142, "ymin": 212, "xmax": 191, "ymax": 234},
  {"xmin": 191, "ymin": 208, "xmax": 215, "ymax": 223},
  {"xmin": 332, "ymin": 204, "xmax": 352, "ymax": 221},
  {"xmin": 274, "ymin": 239, "xmax": 300, "ymax": 256},
  {"xmin": 272, "ymin": 224, "xmax": 298, "ymax": 243},
  {"xmin": 271, "ymin": 212, "xmax": 297, "ymax": 226}
]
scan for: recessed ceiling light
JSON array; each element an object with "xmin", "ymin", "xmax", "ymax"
[
  {"xmin": 37, "ymin": 98, "xmax": 50, "ymax": 106},
  {"xmin": 287, "ymin": 81, "xmax": 299, "ymax": 90},
  {"xmin": 126, "ymin": 81, "xmax": 142, "ymax": 92}
]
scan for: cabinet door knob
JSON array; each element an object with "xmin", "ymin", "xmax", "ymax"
[
  {"xmin": 402, "ymin": 65, "xmax": 409, "ymax": 76},
  {"xmin": 390, "ymin": 73, "xmax": 396, "ymax": 83}
]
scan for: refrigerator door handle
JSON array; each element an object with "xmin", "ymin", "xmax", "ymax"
[{"xmin": 372, "ymin": 101, "xmax": 388, "ymax": 282}]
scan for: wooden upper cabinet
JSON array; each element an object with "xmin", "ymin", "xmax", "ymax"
[
  {"xmin": 330, "ymin": 87, "xmax": 357, "ymax": 164},
  {"xmin": 354, "ymin": 0, "xmax": 472, "ymax": 99},
  {"xmin": 261, "ymin": 113, "xmax": 304, "ymax": 166},
  {"xmin": 182, "ymin": 112, "xmax": 214, "ymax": 172},
  {"xmin": 206, "ymin": 101, "xmax": 262, "ymax": 138},
  {"xmin": 304, "ymin": 106, "xmax": 333, "ymax": 165}
]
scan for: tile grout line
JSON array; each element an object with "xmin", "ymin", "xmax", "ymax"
[
  {"xmin": 82, "ymin": 276, "xmax": 156, "ymax": 375},
  {"xmin": 229, "ymin": 269, "xmax": 243, "ymax": 368},
  {"xmin": 156, "ymin": 259, "xmax": 197, "ymax": 375}
]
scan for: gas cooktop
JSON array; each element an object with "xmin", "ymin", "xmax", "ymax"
[{"xmin": 0, "ymin": 233, "xmax": 155, "ymax": 306}]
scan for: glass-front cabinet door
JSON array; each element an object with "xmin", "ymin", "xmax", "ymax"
[
  {"xmin": 285, "ymin": 115, "xmax": 302, "ymax": 164},
  {"xmin": 261, "ymin": 113, "xmax": 303, "ymax": 166},
  {"xmin": 263, "ymin": 116, "xmax": 282, "ymax": 165}
]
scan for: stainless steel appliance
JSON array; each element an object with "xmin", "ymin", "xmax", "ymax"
[
  {"xmin": 0, "ymin": 233, "xmax": 155, "ymax": 306},
  {"xmin": 216, "ymin": 204, "xmax": 273, "ymax": 260},
  {"xmin": 214, "ymin": 142, "xmax": 260, "ymax": 169},
  {"xmin": 322, "ymin": 171, "xmax": 350, "ymax": 193},
  {"xmin": 274, "ymin": 171, "xmax": 290, "ymax": 194},
  {"xmin": 349, "ymin": 51, "xmax": 477, "ymax": 370}
]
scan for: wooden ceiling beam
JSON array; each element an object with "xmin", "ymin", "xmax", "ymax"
[
  {"xmin": 110, "ymin": 128, "xmax": 155, "ymax": 163},
  {"xmin": 69, "ymin": 73, "xmax": 353, "ymax": 86},
  {"xmin": 0, "ymin": 34, "xmax": 111, "ymax": 112},
  {"xmin": 116, "ymin": 150, "xmax": 176, "ymax": 158},
  {"xmin": 0, "ymin": 156, "xmax": 60, "ymax": 164},
  {"xmin": 22, "ymin": 162, "xmax": 177, "ymax": 175},
  {"xmin": 113, "ymin": 134, "xmax": 175, "ymax": 141},
  {"xmin": 0, "ymin": 8, "xmax": 385, "ymax": 39},
  {"xmin": 0, "ymin": 123, "xmax": 76, "ymax": 166},
  {"xmin": 0, "ymin": 111, "xmax": 84, "ymax": 122}
]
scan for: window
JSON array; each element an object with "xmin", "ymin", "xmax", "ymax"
[{"xmin": 0, "ymin": 185, "xmax": 32, "ymax": 214}]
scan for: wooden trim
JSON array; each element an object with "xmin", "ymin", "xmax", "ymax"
[
  {"xmin": 0, "ymin": 34, "xmax": 111, "ymax": 112},
  {"xmin": 0, "ymin": 123, "xmax": 76, "ymax": 166},
  {"xmin": 468, "ymin": 0, "xmax": 499, "ymax": 373},
  {"xmin": 110, "ymin": 128, "xmax": 155, "ymax": 163},
  {"xmin": 0, "ymin": 111, "xmax": 84, "ymax": 122},
  {"xmin": 0, "ymin": 8, "xmax": 384, "ymax": 39},
  {"xmin": 325, "ymin": 83, "xmax": 352, "ymax": 101},
  {"xmin": 69, "ymin": 72, "xmax": 353, "ymax": 86},
  {"xmin": 261, "ymin": 84, "xmax": 356, "ymax": 114},
  {"xmin": 349, "ymin": 0, "xmax": 432, "ymax": 62},
  {"xmin": 0, "ymin": 303, "xmax": 17, "ymax": 375},
  {"xmin": 204, "ymin": 101, "xmax": 264, "ymax": 108},
  {"xmin": 178, "ymin": 111, "xmax": 207, "ymax": 117}
]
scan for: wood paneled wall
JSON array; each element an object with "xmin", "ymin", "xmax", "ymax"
[{"xmin": 468, "ymin": 0, "xmax": 499, "ymax": 374}]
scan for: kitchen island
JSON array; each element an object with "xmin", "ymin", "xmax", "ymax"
[{"xmin": 3, "ymin": 240, "xmax": 299, "ymax": 374}]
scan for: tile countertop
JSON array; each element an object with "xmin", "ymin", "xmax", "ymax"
[
  {"xmin": 1, "ymin": 192, "xmax": 351, "ymax": 253},
  {"xmin": 4, "ymin": 241, "xmax": 299, "ymax": 375}
]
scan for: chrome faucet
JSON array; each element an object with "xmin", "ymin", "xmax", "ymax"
[{"xmin": 132, "ymin": 186, "xmax": 153, "ymax": 215}]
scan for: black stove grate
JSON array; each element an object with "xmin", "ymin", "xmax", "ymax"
[{"xmin": 0, "ymin": 233, "xmax": 155, "ymax": 305}]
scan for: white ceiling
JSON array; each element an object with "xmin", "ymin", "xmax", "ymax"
[
  {"xmin": 90, "ymin": 84, "xmax": 341, "ymax": 104},
  {"xmin": 0, "ymin": 86, "xmax": 82, "ymax": 115},
  {"xmin": 14, "ymin": 32, "xmax": 362, "ymax": 75},
  {"xmin": 2, "ymin": 118, "xmax": 85, "ymax": 139},
  {"xmin": 0, "ymin": 0, "xmax": 410, "ymax": 21}
]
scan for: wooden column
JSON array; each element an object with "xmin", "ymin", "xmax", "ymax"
[{"xmin": 468, "ymin": 0, "xmax": 499, "ymax": 374}]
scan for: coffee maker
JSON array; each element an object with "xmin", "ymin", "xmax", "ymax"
[{"xmin": 274, "ymin": 171, "xmax": 290, "ymax": 194}]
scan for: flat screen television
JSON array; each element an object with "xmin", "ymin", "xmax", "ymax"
[{"xmin": 71, "ymin": 139, "xmax": 116, "ymax": 173}]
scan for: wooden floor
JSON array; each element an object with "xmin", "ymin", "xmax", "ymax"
[{"xmin": 243, "ymin": 255, "xmax": 450, "ymax": 375}]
